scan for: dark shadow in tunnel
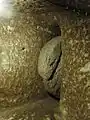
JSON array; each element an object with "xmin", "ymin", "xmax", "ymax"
[
  {"xmin": 48, "ymin": 92, "xmax": 60, "ymax": 102},
  {"xmin": 49, "ymin": 22, "xmax": 61, "ymax": 38},
  {"xmin": 47, "ymin": 0, "xmax": 90, "ymax": 15}
]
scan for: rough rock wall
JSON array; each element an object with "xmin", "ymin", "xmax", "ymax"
[
  {"xmin": 0, "ymin": 0, "xmax": 58, "ymax": 107},
  {"xmin": 39, "ymin": 1, "xmax": 90, "ymax": 119},
  {"xmin": 0, "ymin": 0, "xmax": 89, "ymax": 120},
  {"xmin": 57, "ymin": 7, "xmax": 90, "ymax": 120}
]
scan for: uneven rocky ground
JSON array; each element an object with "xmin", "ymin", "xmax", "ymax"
[{"xmin": 0, "ymin": 96, "xmax": 59, "ymax": 120}]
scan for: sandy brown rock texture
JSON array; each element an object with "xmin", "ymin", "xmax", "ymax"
[
  {"xmin": 56, "ymin": 6, "xmax": 90, "ymax": 120},
  {"xmin": 0, "ymin": 97, "xmax": 59, "ymax": 120},
  {"xmin": 0, "ymin": 0, "xmax": 60, "ymax": 107},
  {"xmin": 0, "ymin": 0, "xmax": 89, "ymax": 120},
  {"xmin": 38, "ymin": 36, "xmax": 62, "ymax": 99}
]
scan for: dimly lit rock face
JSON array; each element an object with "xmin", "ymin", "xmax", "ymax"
[
  {"xmin": 58, "ymin": 16, "xmax": 90, "ymax": 120},
  {"xmin": 48, "ymin": 0, "xmax": 90, "ymax": 13}
]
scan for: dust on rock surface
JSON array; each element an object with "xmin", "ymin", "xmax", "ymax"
[
  {"xmin": 0, "ymin": 0, "xmax": 61, "ymax": 120},
  {"xmin": 0, "ymin": 97, "xmax": 59, "ymax": 120},
  {"xmin": 38, "ymin": 36, "xmax": 62, "ymax": 98},
  {"xmin": 0, "ymin": 0, "xmax": 61, "ymax": 107},
  {"xmin": 59, "ymin": 15, "xmax": 90, "ymax": 120},
  {"xmin": 0, "ymin": 0, "xmax": 89, "ymax": 120}
]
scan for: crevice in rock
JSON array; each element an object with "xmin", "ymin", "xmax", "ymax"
[{"xmin": 48, "ymin": 51, "xmax": 62, "ymax": 81}]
